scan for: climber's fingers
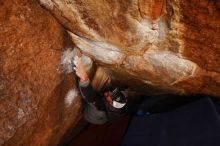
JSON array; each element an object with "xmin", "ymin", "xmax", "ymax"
[
  {"xmin": 73, "ymin": 56, "xmax": 79, "ymax": 66},
  {"xmin": 74, "ymin": 56, "xmax": 83, "ymax": 68},
  {"xmin": 73, "ymin": 67, "xmax": 78, "ymax": 72}
]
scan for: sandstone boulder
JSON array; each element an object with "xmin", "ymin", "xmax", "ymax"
[
  {"xmin": 39, "ymin": 0, "xmax": 220, "ymax": 97},
  {"xmin": 1, "ymin": 0, "xmax": 220, "ymax": 146},
  {"xmin": 0, "ymin": 0, "xmax": 82, "ymax": 145}
]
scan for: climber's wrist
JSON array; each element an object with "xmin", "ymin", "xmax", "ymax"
[{"xmin": 80, "ymin": 75, "xmax": 89, "ymax": 83}]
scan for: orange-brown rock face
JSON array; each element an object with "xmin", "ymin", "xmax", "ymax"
[
  {"xmin": 0, "ymin": 0, "xmax": 220, "ymax": 145},
  {"xmin": 39, "ymin": 0, "xmax": 220, "ymax": 97},
  {"xmin": 0, "ymin": 0, "xmax": 82, "ymax": 145}
]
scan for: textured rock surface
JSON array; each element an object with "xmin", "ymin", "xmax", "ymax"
[
  {"xmin": 0, "ymin": 0, "xmax": 82, "ymax": 145},
  {"xmin": 1, "ymin": 0, "xmax": 220, "ymax": 146},
  {"xmin": 39, "ymin": 0, "xmax": 220, "ymax": 97}
]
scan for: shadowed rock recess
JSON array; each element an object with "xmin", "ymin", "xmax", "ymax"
[{"xmin": 0, "ymin": 0, "xmax": 219, "ymax": 146}]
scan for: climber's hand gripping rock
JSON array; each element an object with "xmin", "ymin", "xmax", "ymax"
[{"xmin": 73, "ymin": 56, "xmax": 89, "ymax": 83}]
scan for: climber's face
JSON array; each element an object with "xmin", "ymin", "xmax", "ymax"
[{"xmin": 104, "ymin": 91, "xmax": 113, "ymax": 105}]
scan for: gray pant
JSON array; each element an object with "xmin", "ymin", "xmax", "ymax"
[{"xmin": 83, "ymin": 103, "xmax": 108, "ymax": 124}]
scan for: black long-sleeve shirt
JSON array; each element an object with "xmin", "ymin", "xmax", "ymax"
[{"xmin": 79, "ymin": 80, "xmax": 126, "ymax": 122}]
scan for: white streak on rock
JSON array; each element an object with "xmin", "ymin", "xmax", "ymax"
[
  {"xmin": 69, "ymin": 32, "xmax": 125, "ymax": 64},
  {"xmin": 143, "ymin": 80, "xmax": 154, "ymax": 85},
  {"xmin": 144, "ymin": 50, "xmax": 197, "ymax": 84},
  {"xmin": 135, "ymin": 19, "xmax": 168, "ymax": 43},
  {"xmin": 60, "ymin": 49, "xmax": 75, "ymax": 73},
  {"xmin": 65, "ymin": 89, "xmax": 78, "ymax": 107},
  {"xmin": 136, "ymin": 20, "xmax": 159, "ymax": 43},
  {"xmin": 39, "ymin": 0, "xmax": 54, "ymax": 10}
]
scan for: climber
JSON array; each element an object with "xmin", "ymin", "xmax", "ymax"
[{"xmin": 73, "ymin": 56, "xmax": 128, "ymax": 124}]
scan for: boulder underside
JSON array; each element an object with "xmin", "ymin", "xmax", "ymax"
[{"xmin": 0, "ymin": 0, "xmax": 219, "ymax": 146}]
